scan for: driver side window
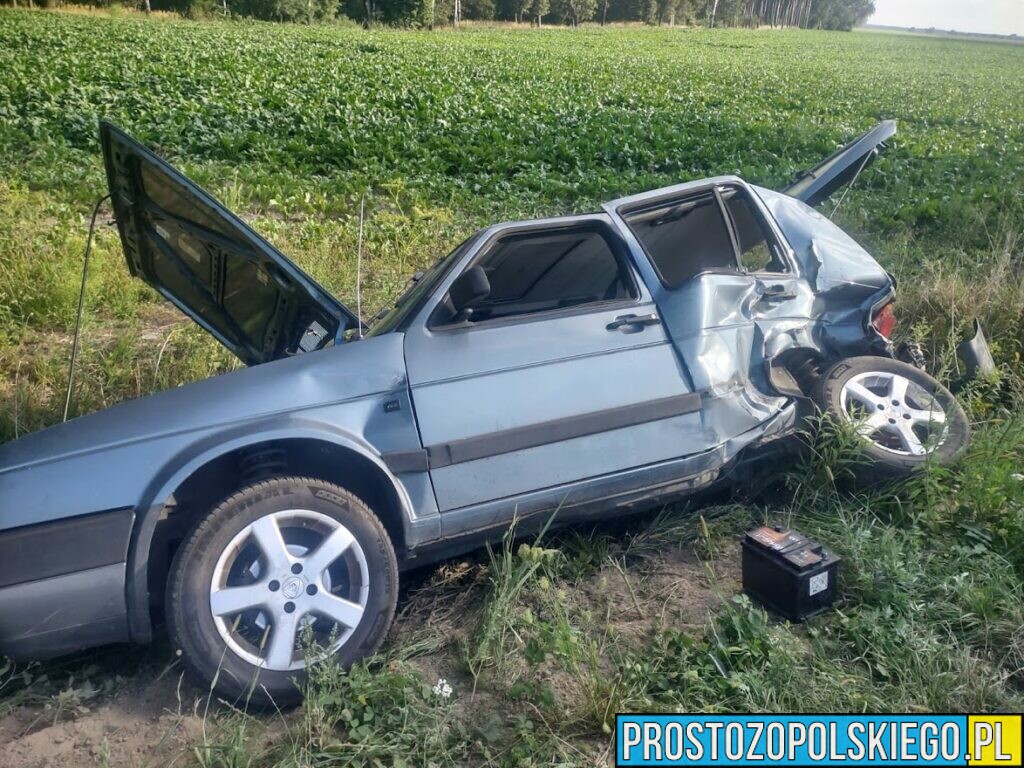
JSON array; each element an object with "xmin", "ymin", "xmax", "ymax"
[{"xmin": 435, "ymin": 225, "xmax": 636, "ymax": 326}]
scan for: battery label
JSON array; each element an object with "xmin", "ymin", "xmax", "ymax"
[{"xmin": 809, "ymin": 571, "xmax": 829, "ymax": 596}]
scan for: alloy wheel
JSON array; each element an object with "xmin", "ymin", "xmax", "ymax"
[
  {"xmin": 838, "ymin": 371, "xmax": 949, "ymax": 457},
  {"xmin": 209, "ymin": 509, "xmax": 369, "ymax": 671}
]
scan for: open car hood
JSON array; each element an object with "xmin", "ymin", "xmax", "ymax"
[
  {"xmin": 782, "ymin": 120, "xmax": 897, "ymax": 207},
  {"xmin": 100, "ymin": 122, "xmax": 360, "ymax": 366}
]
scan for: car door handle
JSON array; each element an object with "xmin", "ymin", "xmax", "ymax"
[
  {"xmin": 757, "ymin": 285, "xmax": 797, "ymax": 302},
  {"xmin": 606, "ymin": 313, "xmax": 661, "ymax": 331}
]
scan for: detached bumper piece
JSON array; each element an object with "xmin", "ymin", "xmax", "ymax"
[
  {"xmin": 742, "ymin": 526, "xmax": 840, "ymax": 622},
  {"xmin": 957, "ymin": 318, "xmax": 997, "ymax": 380}
]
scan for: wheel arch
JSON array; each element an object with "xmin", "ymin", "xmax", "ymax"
[
  {"xmin": 766, "ymin": 345, "xmax": 829, "ymax": 398},
  {"xmin": 126, "ymin": 423, "xmax": 415, "ymax": 642}
]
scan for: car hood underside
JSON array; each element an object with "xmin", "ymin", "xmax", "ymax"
[{"xmin": 101, "ymin": 122, "xmax": 360, "ymax": 366}]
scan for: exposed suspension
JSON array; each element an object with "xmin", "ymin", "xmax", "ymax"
[{"xmin": 239, "ymin": 447, "xmax": 288, "ymax": 484}]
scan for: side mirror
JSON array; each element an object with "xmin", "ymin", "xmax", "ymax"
[{"xmin": 448, "ymin": 266, "xmax": 490, "ymax": 317}]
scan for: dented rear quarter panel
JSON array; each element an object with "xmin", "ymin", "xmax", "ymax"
[
  {"xmin": 752, "ymin": 186, "xmax": 894, "ymax": 359},
  {"xmin": 602, "ymin": 180, "xmax": 893, "ymax": 455}
]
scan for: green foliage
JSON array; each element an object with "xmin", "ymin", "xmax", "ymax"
[
  {"xmin": 808, "ymin": 0, "xmax": 874, "ymax": 31},
  {"xmin": 1, "ymin": 12, "xmax": 1022, "ymax": 252},
  {"xmin": 551, "ymin": 0, "xmax": 595, "ymax": 25},
  {"xmin": 612, "ymin": 418, "xmax": 1024, "ymax": 715},
  {"xmin": 1, "ymin": 15, "xmax": 1024, "ymax": 754},
  {"xmin": 25, "ymin": 0, "xmax": 874, "ymax": 25},
  {"xmin": 526, "ymin": 0, "xmax": 547, "ymax": 23},
  {"xmin": 951, "ymin": 417, "xmax": 1024, "ymax": 578},
  {"xmin": 786, "ymin": 411, "xmax": 872, "ymax": 495},
  {"xmin": 229, "ymin": 0, "xmax": 340, "ymax": 22},
  {"xmin": 466, "ymin": 527, "xmax": 561, "ymax": 683},
  {"xmin": 297, "ymin": 656, "xmax": 465, "ymax": 766}
]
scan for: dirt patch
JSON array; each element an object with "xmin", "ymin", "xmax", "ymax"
[
  {"xmin": 1, "ymin": 670, "xmax": 205, "ymax": 768},
  {"xmin": 641, "ymin": 542, "xmax": 743, "ymax": 628},
  {"xmin": 575, "ymin": 541, "xmax": 742, "ymax": 643}
]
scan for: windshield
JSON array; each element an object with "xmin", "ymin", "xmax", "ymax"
[{"xmin": 366, "ymin": 234, "xmax": 478, "ymax": 336}]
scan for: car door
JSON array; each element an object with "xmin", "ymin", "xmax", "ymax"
[
  {"xmin": 606, "ymin": 180, "xmax": 813, "ymax": 446},
  {"xmin": 403, "ymin": 215, "xmax": 705, "ymax": 514}
]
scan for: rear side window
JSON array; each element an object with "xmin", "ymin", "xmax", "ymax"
[
  {"xmin": 720, "ymin": 188, "xmax": 785, "ymax": 273},
  {"xmin": 622, "ymin": 192, "xmax": 737, "ymax": 288},
  {"xmin": 449, "ymin": 227, "xmax": 635, "ymax": 324}
]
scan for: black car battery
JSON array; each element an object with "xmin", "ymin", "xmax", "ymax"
[{"xmin": 741, "ymin": 526, "xmax": 840, "ymax": 621}]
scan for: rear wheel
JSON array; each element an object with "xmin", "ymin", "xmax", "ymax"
[
  {"xmin": 166, "ymin": 476, "xmax": 398, "ymax": 707},
  {"xmin": 812, "ymin": 356, "xmax": 970, "ymax": 479}
]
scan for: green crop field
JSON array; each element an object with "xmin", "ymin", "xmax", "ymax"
[{"xmin": 1, "ymin": 9, "xmax": 1023, "ymax": 767}]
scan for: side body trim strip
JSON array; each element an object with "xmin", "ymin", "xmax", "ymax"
[
  {"xmin": 423, "ymin": 392, "xmax": 701, "ymax": 470},
  {"xmin": 0, "ymin": 508, "xmax": 133, "ymax": 588},
  {"xmin": 381, "ymin": 449, "xmax": 430, "ymax": 474}
]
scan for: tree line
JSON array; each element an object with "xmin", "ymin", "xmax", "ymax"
[{"xmin": 17, "ymin": 0, "xmax": 874, "ymax": 30}]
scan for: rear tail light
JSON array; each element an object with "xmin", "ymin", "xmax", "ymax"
[{"xmin": 872, "ymin": 302, "xmax": 896, "ymax": 339}]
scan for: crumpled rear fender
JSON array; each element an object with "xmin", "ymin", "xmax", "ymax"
[{"xmin": 750, "ymin": 186, "xmax": 896, "ymax": 395}]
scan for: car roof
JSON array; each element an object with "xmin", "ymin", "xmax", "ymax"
[
  {"xmin": 469, "ymin": 176, "xmax": 748, "ymax": 236},
  {"xmin": 604, "ymin": 175, "xmax": 746, "ymax": 212}
]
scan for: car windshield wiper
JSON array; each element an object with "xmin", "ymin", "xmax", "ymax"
[
  {"xmin": 365, "ymin": 264, "xmax": 434, "ymax": 328},
  {"xmin": 394, "ymin": 269, "xmax": 428, "ymax": 307}
]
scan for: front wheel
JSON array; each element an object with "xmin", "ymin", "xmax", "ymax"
[
  {"xmin": 166, "ymin": 476, "xmax": 399, "ymax": 707},
  {"xmin": 812, "ymin": 356, "xmax": 970, "ymax": 479}
]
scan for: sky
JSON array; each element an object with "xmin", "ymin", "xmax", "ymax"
[{"xmin": 869, "ymin": 0, "xmax": 1024, "ymax": 36}]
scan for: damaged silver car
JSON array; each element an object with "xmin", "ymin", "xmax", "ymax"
[{"xmin": 0, "ymin": 121, "xmax": 972, "ymax": 705}]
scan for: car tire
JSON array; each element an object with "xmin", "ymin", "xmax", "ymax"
[
  {"xmin": 166, "ymin": 476, "xmax": 399, "ymax": 708},
  {"xmin": 812, "ymin": 356, "xmax": 970, "ymax": 480}
]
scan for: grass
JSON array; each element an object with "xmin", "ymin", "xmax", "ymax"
[
  {"xmin": 1, "ymin": 8, "xmax": 1024, "ymax": 767},
  {"xmin": 1, "ymin": 10, "xmax": 1024, "ymax": 435}
]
